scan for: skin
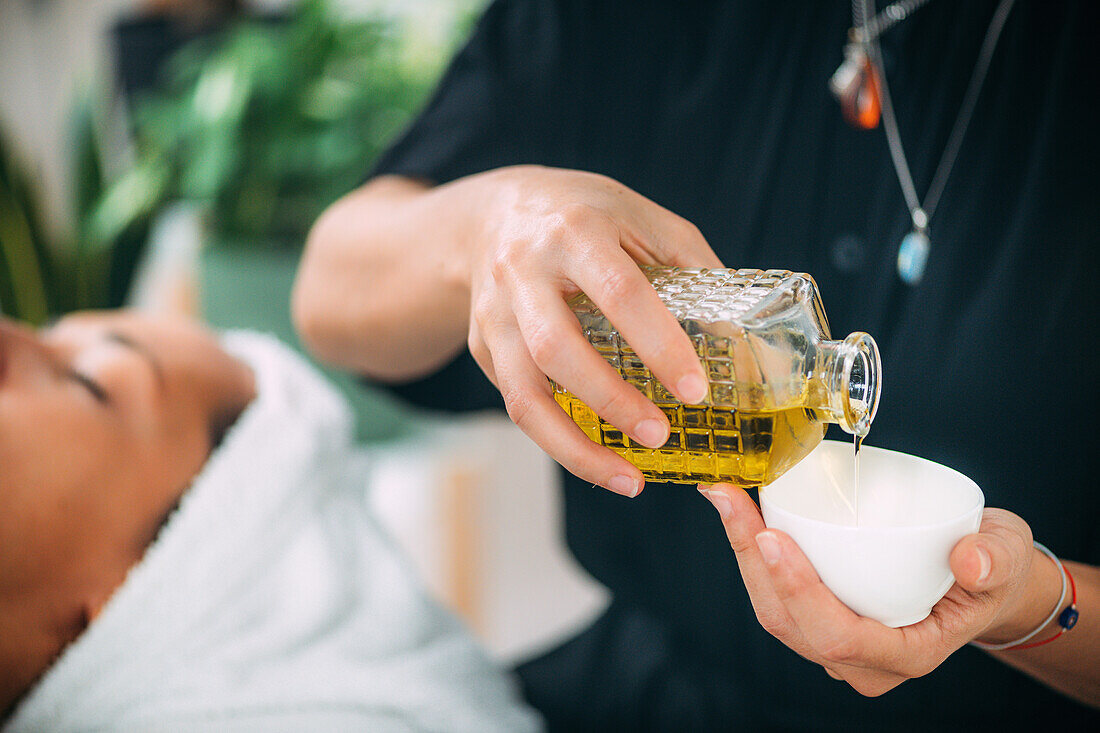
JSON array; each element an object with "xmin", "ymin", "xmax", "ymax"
[
  {"xmin": 295, "ymin": 166, "xmax": 720, "ymax": 498},
  {"xmin": 700, "ymin": 486, "xmax": 1100, "ymax": 706},
  {"xmin": 0, "ymin": 311, "xmax": 255, "ymax": 717},
  {"xmin": 293, "ymin": 166, "xmax": 1100, "ymax": 706}
]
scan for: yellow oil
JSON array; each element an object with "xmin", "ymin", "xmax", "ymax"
[
  {"xmin": 553, "ymin": 389, "xmax": 827, "ymax": 487},
  {"xmin": 853, "ymin": 432, "xmax": 863, "ymax": 524}
]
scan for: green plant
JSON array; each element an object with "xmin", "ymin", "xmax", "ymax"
[
  {"xmin": 2, "ymin": 0, "xmax": 469, "ymax": 323},
  {"xmin": 0, "ymin": 125, "xmax": 53, "ymax": 323},
  {"xmin": 121, "ymin": 0, "xmax": 445, "ymax": 248},
  {"xmin": 1, "ymin": 96, "xmax": 155, "ymax": 324}
]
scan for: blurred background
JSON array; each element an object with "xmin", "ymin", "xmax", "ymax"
[{"xmin": 0, "ymin": 0, "xmax": 607, "ymax": 664}]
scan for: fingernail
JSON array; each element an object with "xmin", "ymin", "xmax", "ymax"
[
  {"xmin": 676, "ymin": 373, "xmax": 709, "ymax": 404},
  {"xmin": 609, "ymin": 474, "xmax": 641, "ymax": 497},
  {"xmin": 976, "ymin": 546, "xmax": 991, "ymax": 584},
  {"xmin": 756, "ymin": 532, "xmax": 781, "ymax": 565},
  {"xmin": 634, "ymin": 418, "xmax": 668, "ymax": 448},
  {"xmin": 701, "ymin": 489, "xmax": 733, "ymax": 520}
]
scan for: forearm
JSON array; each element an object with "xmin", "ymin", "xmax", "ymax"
[
  {"xmin": 980, "ymin": 557, "xmax": 1100, "ymax": 708},
  {"xmin": 292, "ymin": 174, "xmax": 481, "ymax": 381}
]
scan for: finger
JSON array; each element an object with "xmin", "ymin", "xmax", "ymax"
[
  {"xmin": 468, "ymin": 273, "xmax": 511, "ymax": 389},
  {"xmin": 510, "ymin": 282, "xmax": 670, "ymax": 448},
  {"xmin": 704, "ymin": 486, "xmax": 922, "ymax": 691},
  {"xmin": 643, "ymin": 212, "xmax": 724, "ymax": 268},
  {"xmin": 753, "ymin": 528, "xmax": 906, "ymax": 670},
  {"xmin": 614, "ymin": 188, "xmax": 724, "ymax": 268},
  {"xmin": 486, "ymin": 321, "xmax": 645, "ymax": 497},
  {"xmin": 701, "ymin": 483, "xmax": 765, "ymax": 556},
  {"xmin": 568, "ymin": 247, "xmax": 709, "ymax": 405},
  {"xmin": 950, "ymin": 508, "xmax": 1033, "ymax": 593},
  {"xmin": 700, "ymin": 484, "xmax": 805, "ymax": 647},
  {"xmin": 466, "ymin": 319, "xmax": 498, "ymax": 388}
]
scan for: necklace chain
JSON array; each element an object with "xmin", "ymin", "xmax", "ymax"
[
  {"xmin": 857, "ymin": 0, "xmax": 1016, "ymax": 232},
  {"xmin": 851, "ymin": 0, "xmax": 933, "ymax": 44}
]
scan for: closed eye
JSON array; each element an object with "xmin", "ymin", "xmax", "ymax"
[{"xmin": 70, "ymin": 370, "xmax": 109, "ymax": 404}]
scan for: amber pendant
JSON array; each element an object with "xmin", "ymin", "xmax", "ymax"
[{"xmin": 829, "ymin": 43, "xmax": 882, "ymax": 130}]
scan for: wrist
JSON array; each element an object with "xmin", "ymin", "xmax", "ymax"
[
  {"xmin": 424, "ymin": 180, "xmax": 480, "ymax": 299},
  {"xmin": 976, "ymin": 544, "xmax": 1063, "ymax": 646}
]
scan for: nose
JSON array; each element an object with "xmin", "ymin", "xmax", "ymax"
[{"xmin": 0, "ymin": 317, "xmax": 44, "ymax": 348}]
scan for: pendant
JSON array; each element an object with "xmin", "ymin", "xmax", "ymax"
[
  {"xmin": 897, "ymin": 229, "xmax": 930, "ymax": 285},
  {"xmin": 829, "ymin": 42, "xmax": 881, "ymax": 130}
]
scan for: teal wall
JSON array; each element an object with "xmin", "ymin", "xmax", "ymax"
[{"xmin": 200, "ymin": 247, "xmax": 416, "ymax": 443}]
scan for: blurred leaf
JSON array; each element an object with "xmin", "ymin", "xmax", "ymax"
[
  {"xmin": 71, "ymin": 91, "xmax": 105, "ymax": 226},
  {"xmin": 4, "ymin": 0, "xmax": 485, "ymax": 321},
  {"xmin": 0, "ymin": 128, "xmax": 52, "ymax": 323},
  {"xmin": 125, "ymin": 0, "xmax": 458, "ymax": 247},
  {"xmin": 82, "ymin": 156, "xmax": 171, "ymax": 253}
]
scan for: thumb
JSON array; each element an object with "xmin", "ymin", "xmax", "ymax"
[
  {"xmin": 699, "ymin": 483, "xmax": 765, "ymax": 552},
  {"xmin": 950, "ymin": 509, "xmax": 1033, "ymax": 594}
]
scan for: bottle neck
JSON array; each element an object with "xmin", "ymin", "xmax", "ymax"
[{"xmin": 811, "ymin": 332, "xmax": 881, "ymax": 436}]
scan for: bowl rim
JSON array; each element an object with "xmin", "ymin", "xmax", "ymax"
[{"xmin": 759, "ymin": 440, "xmax": 985, "ymax": 532}]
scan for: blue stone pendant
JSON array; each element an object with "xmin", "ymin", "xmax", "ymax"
[{"xmin": 897, "ymin": 230, "xmax": 930, "ymax": 285}]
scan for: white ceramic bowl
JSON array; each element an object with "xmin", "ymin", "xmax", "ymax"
[{"xmin": 760, "ymin": 440, "xmax": 984, "ymax": 627}]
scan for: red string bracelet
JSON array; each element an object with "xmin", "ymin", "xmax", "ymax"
[
  {"xmin": 1008, "ymin": 564, "xmax": 1078, "ymax": 651},
  {"xmin": 972, "ymin": 541, "xmax": 1079, "ymax": 652}
]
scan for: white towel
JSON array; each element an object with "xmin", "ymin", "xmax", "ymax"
[{"xmin": 5, "ymin": 332, "xmax": 541, "ymax": 733}]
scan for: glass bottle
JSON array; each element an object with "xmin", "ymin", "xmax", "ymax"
[{"xmin": 551, "ymin": 266, "xmax": 881, "ymax": 486}]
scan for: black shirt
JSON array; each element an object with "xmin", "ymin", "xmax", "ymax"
[{"xmin": 370, "ymin": 1, "xmax": 1099, "ymax": 729}]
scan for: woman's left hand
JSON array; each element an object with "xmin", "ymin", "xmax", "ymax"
[{"xmin": 700, "ymin": 483, "xmax": 1042, "ymax": 696}]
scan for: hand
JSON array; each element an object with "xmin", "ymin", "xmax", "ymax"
[
  {"xmin": 462, "ymin": 165, "xmax": 722, "ymax": 496},
  {"xmin": 700, "ymin": 484, "xmax": 1044, "ymax": 696}
]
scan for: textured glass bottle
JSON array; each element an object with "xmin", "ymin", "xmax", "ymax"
[{"xmin": 552, "ymin": 266, "xmax": 881, "ymax": 486}]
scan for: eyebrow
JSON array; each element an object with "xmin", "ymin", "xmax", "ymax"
[{"xmin": 106, "ymin": 331, "xmax": 167, "ymax": 391}]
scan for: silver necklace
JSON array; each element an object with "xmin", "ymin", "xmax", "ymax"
[
  {"xmin": 840, "ymin": 0, "xmax": 1017, "ymax": 285},
  {"xmin": 855, "ymin": 0, "xmax": 934, "ymax": 44},
  {"xmin": 830, "ymin": 0, "xmax": 934, "ymax": 129}
]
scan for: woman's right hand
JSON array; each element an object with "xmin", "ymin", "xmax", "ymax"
[{"xmin": 456, "ymin": 165, "xmax": 723, "ymax": 496}]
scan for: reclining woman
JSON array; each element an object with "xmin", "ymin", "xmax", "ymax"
[{"xmin": 0, "ymin": 311, "xmax": 540, "ymax": 732}]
